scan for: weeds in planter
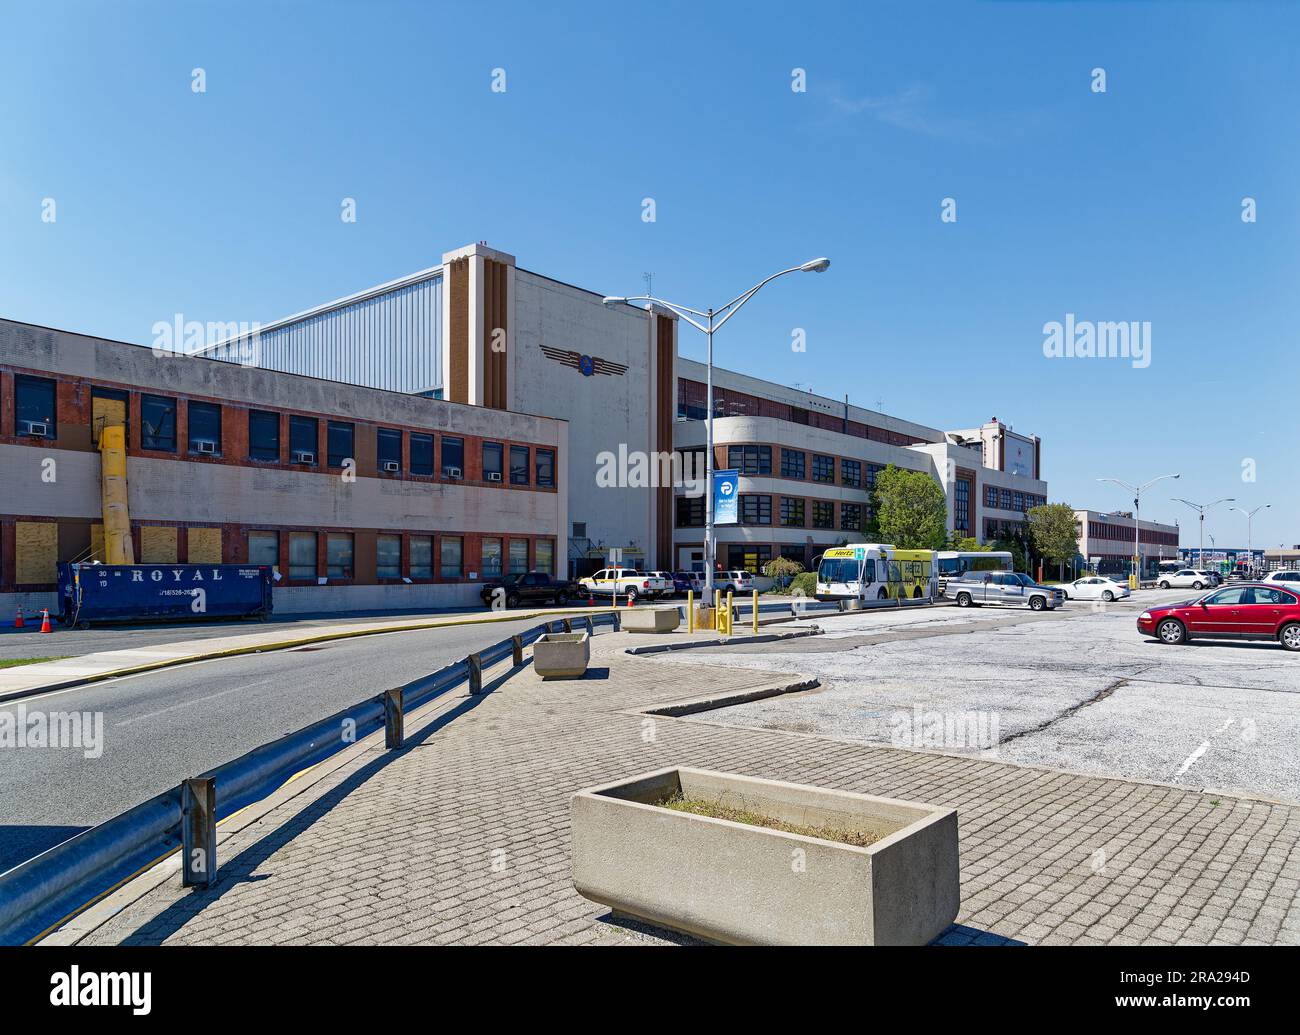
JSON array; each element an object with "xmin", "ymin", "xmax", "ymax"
[{"xmin": 654, "ymin": 794, "xmax": 885, "ymax": 848}]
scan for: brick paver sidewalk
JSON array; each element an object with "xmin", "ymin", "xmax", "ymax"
[{"xmin": 64, "ymin": 628, "xmax": 1300, "ymax": 946}]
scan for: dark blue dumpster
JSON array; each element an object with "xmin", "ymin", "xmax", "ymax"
[{"xmin": 57, "ymin": 563, "xmax": 274, "ymax": 626}]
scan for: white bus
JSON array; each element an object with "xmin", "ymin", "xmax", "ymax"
[
  {"xmin": 935, "ymin": 550, "xmax": 1014, "ymax": 596},
  {"xmin": 816, "ymin": 544, "xmax": 937, "ymax": 602}
]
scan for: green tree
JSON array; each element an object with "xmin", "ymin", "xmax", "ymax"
[
  {"xmin": 874, "ymin": 465, "xmax": 949, "ymax": 550},
  {"xmin": 990, "ymin": 537, "xmax": 1027, "ymax": 573},
  {"xmin": 1027, "ymin": 503, "xmax": 1078, "ymax": 580},
  {"xmin": 762, "ymin": 556, "xmax": 804, "ymax": 591},
  {"xmin": 948, "ymin": 535, "xmax": 988, "ymax": 552}
]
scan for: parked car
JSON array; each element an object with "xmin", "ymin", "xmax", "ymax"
[
  {"xmin": 644, "ymin": 571, "xmax": 681, "ymax": 598},
  {"xmin": 479, "ymin": 571, "xmax": 578, "ymax": 609},
  {"xmin": 1058, "ymin": 575, "xmax": 1131, "ymax": 602},
  {"xmin": 1262, "ymin": 570, "xmax": 1300, "ymax": 587},
  {"xmin": 667, "ymin": 572, "xmax": 694, "ymax": 596},
  {"xmin": 714, "ymin": 570, "xmax": 756, "ymax": 595},
  {"xmin": 1137, "ymin": 583, "xmax": 1300, "ymax": 651},
  {"xmin": 1156, "ymin": 569, "xmax": 1213, "ymax": 590},
  {"xmin": 1193, "ymin": 569, "xmax": 1223, "ymax": 586},
  {"xmin": 950, "ymin": 571, "xmax": 1063, "ymax": 611},
  {"xmin": 578, "ymin": 568, "xmax": 660, "ymax": 602}
]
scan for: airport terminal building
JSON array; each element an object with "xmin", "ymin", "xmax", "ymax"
[{"xmin": 2, "ymin": 240, "xmax": 1051, "ymax": 613}]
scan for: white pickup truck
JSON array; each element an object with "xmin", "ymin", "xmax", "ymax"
[{"xmin": 578, "ymin": 568, "xmax": 672, "ymax": 601}]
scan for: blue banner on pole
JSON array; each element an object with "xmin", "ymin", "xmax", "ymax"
[{"xmin": 713, "ymin": 469, "xmax": 739, "ymax": 525}]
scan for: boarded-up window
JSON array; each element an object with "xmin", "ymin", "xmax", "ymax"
[
  {"xmin": 188, "ymin": 527, "xmax": 223, "ymax": 564},
  {"xmin": 15, "ymin": 521, "xmax": 58, "ymax": 584},
  {"xmin": 91, "ymin": 390, "xmax": 128, "ymax": 443},
  {"xmin": 140, "ymin": 526, "xmax": 178, "ymax": 563}
]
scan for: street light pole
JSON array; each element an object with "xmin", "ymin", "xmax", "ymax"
[
  {"xmin": 1230, "ymin": 504, "xmax": 1270, "ymax": 575},
  {"xmin": 1097, "ymin": 473, "xmax": 1180, "ymax": 588},
  {"xmin": 604, "ymin": 258, "xmax": 830, "ymax": 600},
  {"xmin": 1173, "ymin": 497, "xmax": 1235, "ymax": 570}
]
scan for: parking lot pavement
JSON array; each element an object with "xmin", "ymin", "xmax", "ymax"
[{"xmin": 653, "ymin": 591, "xmax": 1300, "ymax": 803}]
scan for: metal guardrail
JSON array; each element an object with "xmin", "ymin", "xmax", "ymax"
[{"xmin": 0, "ymin": 611, "xmax": 620, "ymax": 946}]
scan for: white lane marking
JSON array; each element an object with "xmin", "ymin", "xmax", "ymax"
[
  {"xmin": 1172, "ymin": 717, "xmax": 1236, "ymax": 779},
  {"xmin": 113, "ymin": 678, "xmax": 278, "ymax": 727}
]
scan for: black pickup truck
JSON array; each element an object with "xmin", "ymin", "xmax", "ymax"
[{"xmin": 479, "ymin": 571, "xmax": 580, "ymax": 609}]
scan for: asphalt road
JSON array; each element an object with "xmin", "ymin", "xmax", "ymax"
[
  {"xmin": 655, "ymin": 590, "xmax": 1300, "ymax": 803},
  {"xmin": 0, "ymin": 616, "xmax": 610, "ymax": 873}
]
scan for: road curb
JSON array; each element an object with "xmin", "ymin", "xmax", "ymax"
[
  {"xmin": 638, "ymin": 677, "xmax": 822, "ymax": 717},
  {"xmin": 622, "ymin": 626, "xmax": 823, "ymax": 655},
  {"xmin": 0, "ymin": 606, "xmax": 620, "ymax": 703}
]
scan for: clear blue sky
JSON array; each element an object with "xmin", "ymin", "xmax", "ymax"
[{"xmin": 2, "ymin": 1, "xmax": 1295, "ymax": 550}]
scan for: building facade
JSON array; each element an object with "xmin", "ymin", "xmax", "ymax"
[
  {"xmin": 670, "ymin": 363, "xmax": 1049, "ymax": 574},
  {"xmin": 4, "ymin": 238, "xmax": 1062, "ymax": 612},
  {"xmin": 1, "ymin": 318, "xmax": 566, "ymax": 615},
  {"xmin": 1073, "ymin": 509, "xmax": 1181, "ymax": 578}
]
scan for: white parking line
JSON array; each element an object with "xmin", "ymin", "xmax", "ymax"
[{"xmin": 1171, "ymin": 717, "xmax": 1235, "ymax": 779}]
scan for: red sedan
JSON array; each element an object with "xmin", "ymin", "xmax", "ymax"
[{"xmin": 1137, "ymin": 583, "xmax": 1300, "ymax": 651}]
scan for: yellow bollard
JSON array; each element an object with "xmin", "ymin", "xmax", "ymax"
[
  {"xmin": 752, "ymin": 589, "xmax": 759, "ymax": 634},
  {"xmin": 725, "ymin": 590, "xmax": 734, "ymax": 636},
  {"xmin": 687, "ymin": 590, "xmax": 695, "ymax": 633}
]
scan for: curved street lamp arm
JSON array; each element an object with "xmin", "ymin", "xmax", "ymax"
[
  {"xmin": 711, "ymin": 266, "xmax": 805, "ymax": 331},
  {"xmin": 610, "ymin": 295, "xmax": 711, "ymax": 334}
]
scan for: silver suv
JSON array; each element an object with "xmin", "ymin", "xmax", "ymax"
[{"xmin": 950, "ymin": 571, "xmax": 1063, "ymax": 611}]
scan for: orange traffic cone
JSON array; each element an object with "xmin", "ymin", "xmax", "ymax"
[
  {"xmin": 626, "ymin": 591, "xmax": 633, "ymax": 608},
  {"xmin": 39, "ymin": 609, "xmax": 52, "ymax": 634},
  {"xmin": 14, "ymin": 610, "xmax": 24, "ymax": 629}
]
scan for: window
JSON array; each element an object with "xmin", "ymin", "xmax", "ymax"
[
  {"xmin": 440, "ymin": 536, "xmax": 463, "ymax": 579},
  {"xmin": 536, "ymin": 449, "xmax": 555, "ymax": 488},
  {"xmin": 740, "ymin": 494, "xmax": 771, "ymax": 525},
  {"xmin": 954, "ymin": 478, "xmax": 971, "ymax": 534},
  {"xmin": 289, "ymin": 415, "xmax": 318, "ymax": 464},
  {"xmin": 727, "ymin": 445, "xmax": 771, "ymax": 476},
  {"xmin": 410, "ymin": 433, "xmax": 433, "ymax": 476},
  {"xmin": 509, "ymin": 539, "xmax": 529, "ymax": 574},
  {"xmin": 92, "ymin": 387, "xmax": 129, "ymax": 444},
  {"xmin": 141, "ymin": 395, "xmax": 177, "ymax": 451},
  {"xmin": 812, "ymin": 454, "xmax": 835, "ymax": 484},
  {"xmin": 841, "ymin": 503, "xmax": 862, "ymax": 531},
  {"xmin": 248, "ymin": 531, "xmax": 279, "ymax": 568},
  {"xmin": 377, "ymin": 428, "xmax": 402, "ymax": 473},
  {"xmin": 727, "ymin": 545, "xmax": 771, "ymax": 574},
  {"xmin": 572, "ymin": 522, "xmax": 587, "ymax": 538},
  {"xmin": 1013, "ymin": 491, "xmax": 1025, "ymax": 512},
  {"xmin": 188, "ymin": 401, "xmax": 222, "ymax": 455},
  {"xmin": 985, "ymin": 485, "xmax": 998, "ymax": 509},
  {"xmin": 441, "ymin": 437, "xmax": 464, "ymax": 478},
  {"xmin": 813, "ymin": 501, "xmax": 835, "ymax": 529},
  {"xmin": 510, "ymin": 445, "xmax": 530, "ymax": 485},
  {"xmin": 780, "ymin": 497, "xmax": 805, "ymax": 527},
  {"xmin": 841, "ymin": 460, "xmax": 862, "ymax": 489},
  {"xmin": 483, "ymin": 442, "xmax": 503, "ymax": 481},
  {"xmin": 867, "ymin": 464, "xmax": 884, "ymax": 491},
  {"xmin": 377, "ymin": 534, "xmax": 402, "ymax": 578},
  {"xmin": 482, "ymin": 537, "xmax": 503, "ymax": 577},
  {"xmin": 781, "ymin": 449, "xmax": 805, "ymax": 480},
  {"xmin": 1000, "ymin": 488, "xmax": 1013, "ymax": 510},
  {"xmin": 289, "ymin": 532, "xmax": 317, "ymax": 580},
  {"xmin": 14, "ymin": 375, "xmax": 56, "ymax": 438},
  {"xmin": 536, "ymin": 539, "xmax": 554, "ymax": 575},
  {"xmin": 409, "ymin": 535, "xmax": 433, "ymax": 579},
  {"xmin": 327, "ymin": 421, "xmax": 354, "ymax": 468},
  {"xmin": 249, "ymin": 410, "xmax": 280, "ymax": 462},
  {"xmin": 676, "ymin": 495, "xmax": 705, "ymax": 527},
  {"xmin": 326, "ymin": 533, "xmax": 353, "ymax": 578}
]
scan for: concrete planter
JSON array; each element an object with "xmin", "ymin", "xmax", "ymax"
[
  {"xmin": 571, "ymin": 766, "xmax": 959, "ymax": 945},
  {"xmin": 533, "ymin": 631, "xmax": 590, "ymax": 679},
  {"xmin": 621, "ymin": 607, "xmax": 681, "ymax": 634}
]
